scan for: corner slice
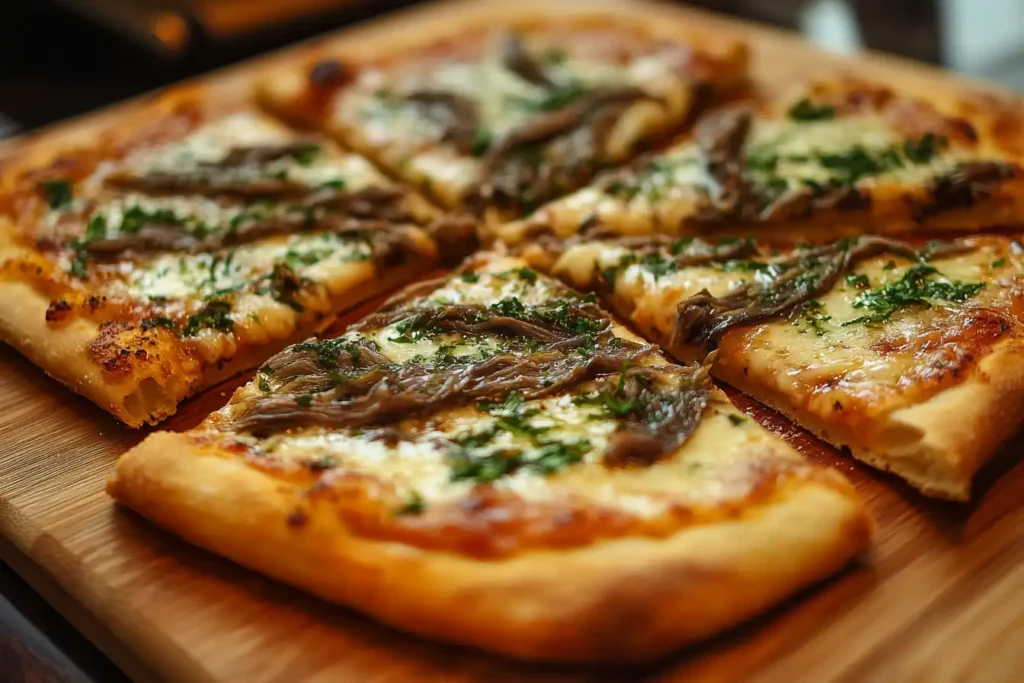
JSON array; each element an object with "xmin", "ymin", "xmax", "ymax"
[
  {"xmin": 501, "ymin": 79, "xmax": 1024, "ymax": 262},
  {"xmin": 0, "ymin": 94, "xmax": 476, "ymax": 426},
  {"xmin": 552, "ymin": 233, "xmax": 1024, "ymax": 500},
  {"xmin": 257, "ymin": 9, "xmax": 747, "ymax": 220},
  {"xmin": 109, "ymin": 254, "xmax": 871, "ymax": 663}
]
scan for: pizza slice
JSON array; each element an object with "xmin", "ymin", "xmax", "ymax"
[
  {"xmin": 0, "ymin": 94, "xmax": 475, "ymax": 427},
  {"xmin": 257, "ymin": 10, "xmax": 747, "ymax": 219},
  {"xmin": 501, "ymin": 79, "xmax": 1024, "ymax": 262},
  {"xmin": 108, "ymin": 255, "xmax": 871, "ymax": 663},
  {"xmin": 551, "ymin": 232, "xmax": 1024, "ymax": 500}
]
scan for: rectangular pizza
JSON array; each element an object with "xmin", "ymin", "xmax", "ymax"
[
  {"xmin": 500, "ymin": 78, "xmax": 1024, "ymax": 263},
  {"xmin": 550, "ymin": 233, "xmax": 1024, "ymax": 500},
  {"xmin": 0, "ymin": 89, "xmax": 476, "ymax": 427},
  {"xmin": 257, "ymin": 8, "xmax": 748, "ymax": 220},
  {"xmin": 108, "ymin": 255, "xmax": 871, "ymax": 662}
]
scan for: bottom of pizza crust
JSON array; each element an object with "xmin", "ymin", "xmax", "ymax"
[{"xmin": 108, "ymin": 255, "xmax": 871, "ymax": 662}]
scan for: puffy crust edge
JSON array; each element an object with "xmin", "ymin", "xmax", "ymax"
[
  {"xmin": 0, "ymin": 260, "xmax": 432, "ymax": 428},
  {"xmin": 712, "ymin": 335, "xmax": 1024, "ymax": 501},
  {"xmin": 107, "ymin": 431, "xmax": 871, "ymax": 663}
]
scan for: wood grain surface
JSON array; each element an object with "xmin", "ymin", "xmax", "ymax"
[{"xmin": 2, "ymin": 1, "xmax": 1024, "ymax": 681}]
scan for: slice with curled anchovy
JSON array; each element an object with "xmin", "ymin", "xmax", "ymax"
[
  {"xmin": 483, "ymin": 87, "xmax": 663, "ymax": 172},
  {"xmin": 230, "ymin": 284, "xmax": 712, "ymax": 472},
  {"xmin": 674, "ymin": 236, "xmax": 974, "ymax": 351}
]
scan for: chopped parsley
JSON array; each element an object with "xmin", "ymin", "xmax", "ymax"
[
  {"xmin": 605, "ymin": 155, "xmax": 698, "ymax": 203},
  {"xmin": 470, "ymin": 128, "xmax": 493, "ymax": 157},
  {"xmin": 180, "ymin": 300, "xmax": 234, "ymax": 337},
  {"xmin": 844, "ymin": 264, "xmax": 985, "ymax": 326},
  {"xmin": 992, "ymin": 258, "xmax": 1007, "ymax": 268},
  {"xmin": 395, "ymin": 490, "xmax": 426, "ymax": 516},
  {"xmin": 794, "ymin": 300, "xmax": 832, "ymax": 336},
  {"xmin": 319, "ymin": 178, "xmax": 346, "ymax": 190},
  {"xmin": 511, "ymin": 267, "xmax": 538, "ymax": 282},
  {"xmin": 295, "ymin": 394, "xmax": 314, "ymax": 407},
  {"xmin": 39, "ymin": 179, "xmax": 72, "ymax": 209},
  {"xmin": 788, "ymin": 98, "xmax": 836, "ymax": 121},
  {"xmin": 448, "ymin": 392, "xmax": 591, "ymax": 483},
  {"xmin": 290, "ymin": 144, "xmax": 322, "ymax": 166},
  {"xmin": 845, "ymin": 273, "xmax": 870, "ymax": 288},
  {"xmin": 902, "ymin": 132, "xmax": 947, "ymax": 164},
  {"xmin": 727, "ymin": 414, "xmax": 746, "ymax": 426},
  {"xmin": 459, "ymin": 272, "xmax": 480, "ymax": 283},
  {"xmin": 119, "ymin": 204, "xmax": 188, "ymax": 235},
  {"xmin": 258, "ymin": 375, "xmax": 271, "ymax": 393}
]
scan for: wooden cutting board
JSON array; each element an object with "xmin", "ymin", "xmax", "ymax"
[{"xmin": 2, "ymin": 1, "xmax": 1024, "ymax": 681}]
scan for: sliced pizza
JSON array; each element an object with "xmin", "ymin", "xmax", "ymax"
[
  {"xmin": 257, "ymin": 10, "xmax": 748, "ymax": 219},
  {"xmin": 551, "ymin": 232, "xmax": 1024, "ymax": 500},
  {"xmin": 0, "ymin": 94, "xmax": 476, "ymax": 427},
  {"xmin": 108, "ymin": 255, "xmax": 871, "ymax": 663},
  {"xmin": 501, "ymin": 79, "xmax": 1024, "ymax": 264}
]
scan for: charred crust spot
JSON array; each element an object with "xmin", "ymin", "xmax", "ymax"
[
  {"xmin": 134, "ymin": 349, "xmax": 148, "ymax": 360},
  {"xmin": 833, "ymin": 400, "xmax": 843, "ymax": 413},
  {"xmin": 88, "ymin": 296, "xmax": 102, "ymax": 312},
  {"xmin": 45, "ymin": 300, "xmax": 72, "ymax": 323},
  {"xmin": 286, "ymin": 510, "xmax": 308, "ymax": 528},
  {"xmin": 90, "ymin": 321, "xmax": 141, "ymax": 374},
  {"xmin": 948, "ymin": 117, "xmax": 979, "ymax": 143},
  {"xmin": 309, "ymin": 59, "xmax": 350, "ymax": 88}
]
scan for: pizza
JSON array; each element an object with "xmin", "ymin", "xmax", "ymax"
[
  {"xmin": 0, "ymin": 92, "xmax": 476, "ymax": 427},
  {"xmin": 550, "ymin": 233, "xmax": 1024, "ymax": 500},
  {"xmin": 500, "ymin": 78, "xmax": 1024, "ymax": 265},
  {"xmin": 257, "ymin": 10, "xmax": 748, "ymax": 220},
  {"xmin": 108, "ymin": 255, "xmax": 871, "ymax": 662}
]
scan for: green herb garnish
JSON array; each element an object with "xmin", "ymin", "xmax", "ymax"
[
  {"xmin": 395, "ymin": 490, "xmax": 426, "ymax": 516},
  {"xmin": 470, "ymin": 128, "xmax": 493, "ymax": 157},
  {"xmin": 40, "ymin": 179, "xmax": 72, "ymax": 209},
  {"xmin": 844, "ymin": 264, "xmax": 984, "ymax": 326},
  {"xmin": 788, "ymin": 98, "xmax": 836, "ymax": 121},
  {"xmin": 180, "ymin": 300, "xmax": 234, "ymax": 337}
]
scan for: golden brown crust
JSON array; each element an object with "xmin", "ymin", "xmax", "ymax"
[
  {"xmin": 712, "ymin": 335, "xmax": 1024, "ymax": 500},
  {"xmin": 108, "ymin": 431, "xmax": 870, "ymax": 662},
  {"xmin": 256, "ymin": 5, "xmax": 749, "ymax": 215},
  {"xmin": 0, "ymin": 258, "xmax": 431, "ymax": 426},
  {"xmin": 548, "ymin": 236, "xmax": 1024, "ymax": 500},
  {"xmin": 501, "ymin": 77, "xmax": 1024, "ymax": 253}
]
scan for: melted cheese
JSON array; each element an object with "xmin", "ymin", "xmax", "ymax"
[
  {"xmin": 218, "ymin": 261, "xmax": 807, "ymax": 519},
  {"xmin": 557, "ymin": 238, "xmax": 1024, "ymax": 424},
  {"xmin": 116, "ymin": 111, "xmax": 385, "ymax": 192},
  {"xmin": 118, "ymin": 231, "xmax": 371, "ymax": 302},
  {"xmin": 515, "ymin": 111, "xmax": 977, "ymax": 242},
  {"xmin": 339, "ymin": 34, "xmax": 685, "ymax": 196}
]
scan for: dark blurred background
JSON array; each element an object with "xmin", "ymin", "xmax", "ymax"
[{"xmin": 0, "ymin": 0, "xmax": 1022, "ymax": 134}]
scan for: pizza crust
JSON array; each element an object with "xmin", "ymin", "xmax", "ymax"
[
  {"xmin": 108, "ymin": 431, "xmax": 870, "ymax": 662},
  {"xmin": 255, "ymin": 5, "xmax": 749, "ymax": 216},
  {"xmin": 0, "ymin": 260, "xmax": 431, "ymax": 427},
  {"xmin": 713, "ymin": 335, "xmax": 1024, "ymax": 500}
]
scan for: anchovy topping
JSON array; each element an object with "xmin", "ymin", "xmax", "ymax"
[{"xmin": 674, "ymin": 236, "xmax": 973, "ymax": 351}]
